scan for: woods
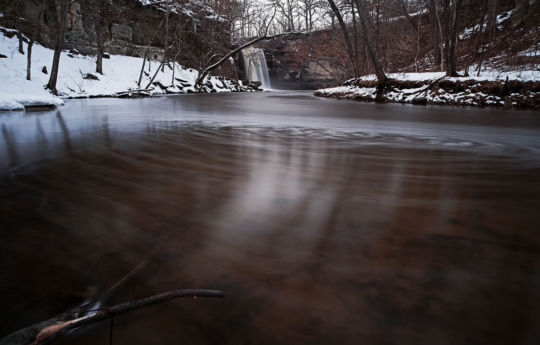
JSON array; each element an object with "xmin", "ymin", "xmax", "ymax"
[{"xmin": 1, "ymin": 0, "xmax": 536, "ymax": 94}]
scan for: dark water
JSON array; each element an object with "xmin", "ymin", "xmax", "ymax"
[{"xmin": 1, "ymin": 91, "xmax": 540, "ymax": 345}]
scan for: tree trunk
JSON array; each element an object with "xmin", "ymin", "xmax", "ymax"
[
  {"xmin": 428, "ymin": 0, "xmax": 444, "ymax": 71},
  {"xmin": 162, "ymin": 11, "xmax": 169, "ymax": 72},
  {"xmin": 512, "ymin": 0, "xmax": 529, "ymax": 26},
  {"xmin": 95, "ymin": 0, "xmax": 106, "ymax": 75},
  {"xmin": 137, "ymin": 49, "xmax": 148, "ymax": 87},
  {"xmin": 487, "ymin": 0, "xmax": 497, "ymax": 38},
  {"xmin": 353, "ymin": 0, "xmax": 387, "ymax": 84},
  {"xmin": 27, "ymin": 1, "xmax": 45, "ymax": 81},
  {"xmin": 17, "ymin": 30, "xmax": 25, "ymax": 54},
  {"xmin": 350, "ymin": 0, "xmax": 360, "ymax": 75},
  {"xmin": 47, "ymin": 0, "xmax": 69, "ymax": 95},
  {"xmin": 447, "ymin": 0, "xmax": 462, "ymax": 76},
  {"xmin": 327, "ymin": 0, "xmax": 359, "ymax": 77}
]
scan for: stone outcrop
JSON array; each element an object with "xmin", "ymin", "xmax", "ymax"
[
  {"xmin": 254, "ymin": 35, "xmax": 341, "ymax": 90},
  {"xmin": 0, "ymin": 0, "xmax": 230, "ymax": 70}
]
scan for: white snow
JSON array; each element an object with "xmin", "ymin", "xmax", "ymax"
[
  {"xmin": 0, "ymin": 26, "xmax": 249, "ymax": 111},
  {"xmin": 387, "ymin": 9, "xmax": 428, "ymax": 23},
  {"xmin": 352, "ymin": 69, "xmax": 540, "ymax": 83},
  {"xmin": 459, "ymin": 10, "xmax": 513, "ymax": 39},
  {"xmin": 318, "ymin": 69, "xmax": 539, "ymax": 107},
  {"xmin": 136, "ymin": 0, "xmax": 226, "ymax": 21}
]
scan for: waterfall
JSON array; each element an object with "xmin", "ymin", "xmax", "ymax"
[{"xmin": 241, "ymin": 47, "xmax": 271, "ymax": 89}]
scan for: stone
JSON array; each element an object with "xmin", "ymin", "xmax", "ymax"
[
  {"xmin": 412, "ymin": 97, "xmax": 428, "ymax": 105},
  {"xmin": 0, "ymin": 54, "xmax": 7, "ymax": 58},
  {"xmin": 42, "ymin": 66, "xmax": 48, "ymax": 74},
  {"xmin": 83, "ymin": 73, "xmax": 99, "ymax": 80},
  {"xmin": 69, "ymin": 49, "xmax": 80, "ymax": 55},
  {"xmin": 103, "ymin": 53, "xmax": 110, "ymax": 59}
]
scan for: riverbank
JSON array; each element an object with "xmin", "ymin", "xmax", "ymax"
[
  {"xmin": 0, "ymin": 26, "xmax": 259, "ymax": 111},
  {"xmin": 314, "ymin": 72, "xmax": 540, "ymax": 109}
]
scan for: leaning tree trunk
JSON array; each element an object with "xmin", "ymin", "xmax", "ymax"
[
  {"xmin": 327, "ymin": 0, "xmax": 359, "ymax": 77},
  {"xmin": 47, "ymin": 0, "xmax": 69, "ymax": 95},
  {"xmin": 195, "ymin": 32, "xmax": 304, "ymax": 89},
  {"xmin": 354, "ymin": 0, "xmax": 387, "ymax": 86}
]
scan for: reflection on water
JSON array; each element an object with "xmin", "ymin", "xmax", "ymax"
[{"xmin": 1, "ymin": 92, "xmax": 540, "ymax": 345}]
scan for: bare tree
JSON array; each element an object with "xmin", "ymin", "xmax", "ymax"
[
  {"xmin": 326, "ymin": 0, "xmax": 359, "ymax": 77},
  {"xmin": 446, "ymin": 0, "xmax": 462, "ymax": 76},
  {"xmin": 354, "ymin": 0, "xmax": 387, "ymax": 84},
  {"xmin": 46, "ymin": 0, "xmax": 70, "ymax": 95},
  {"xmin": 94, "ymin": 0, "xmax": 108, "ymax": 75},
  {"xmin": 26, "ymin": 0, "xmax": 46, "ymax": 80},
  {"xmin": 486, "ymin": 0, "xmax": 497, "ymax": 38}
]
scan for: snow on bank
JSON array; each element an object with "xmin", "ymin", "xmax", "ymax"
[
  {"xmin": 315, "ymin": 71, "xmax": 540, "ymax": 108},
  {"xmin": 0, "ymin": 26, "xmax": 250, "ymax": 111},
  {"xmin": 350, "ymin": 69, "xmax": 540, "ymax": 83}
]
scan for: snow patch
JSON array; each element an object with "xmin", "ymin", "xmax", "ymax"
[
  {"xmin": 353, "ymin": 70, "xmax": 540, "ymax": 83},
  {"xmin": 0, "ymin": 26, "xmax": 253, "ymax": 111}
]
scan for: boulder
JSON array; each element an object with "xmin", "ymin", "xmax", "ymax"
[
  {"xmin": 0, "ymin": 54, "xmax": 7, "ymax": 58},
  {"xmin": 84, "ymin": 73, "xmax": 100, "ymax": 80},
  {"xmin": 412, "ymin": 97, "xmax": 428, "ymax": 105},
  {"xmin": 42, "ymin": 66, "xmax": 48, "ymax": 74}
]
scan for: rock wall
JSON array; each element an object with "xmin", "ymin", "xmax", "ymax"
[
  {"xmin": 0, "ymin": 0, "xmax": 231, "ymax": 70},
  {"xmin": 255, "ymin": 35, "xmax": 342, "ymax": 90}
]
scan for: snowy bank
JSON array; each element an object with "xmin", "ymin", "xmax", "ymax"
[
  {"xmin": 0, "ymin": 26, "xmax": 257, "ymax": 111},
  {"xmin": 314, "ymin": 72, "xmax": 540, "ymax": 108}
]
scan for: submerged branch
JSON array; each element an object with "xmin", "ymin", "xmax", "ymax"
[{"xmin": 1, "ymin": 289, "xmax": 224, "ymax": 345}]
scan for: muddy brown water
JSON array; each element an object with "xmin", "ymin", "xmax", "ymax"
[{"xmin": 1, "ymin": 91, "xmax": 540, "ymax": 345}]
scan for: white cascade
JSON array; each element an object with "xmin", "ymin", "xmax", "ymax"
[{"xmin": 241, "ymin": 47, "xmax": 271, "ymax": 89}]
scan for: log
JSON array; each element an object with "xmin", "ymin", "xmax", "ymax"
[{"xmin": 115, "ymin": 88, "xmax": 154, "ymax": 98}]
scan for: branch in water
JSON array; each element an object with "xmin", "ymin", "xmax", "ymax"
[{"xmin": 1, "ymin": 289, "xmax": 224, "ymax": 345}]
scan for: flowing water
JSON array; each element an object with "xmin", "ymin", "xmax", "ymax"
[
  {"xmin": 1, "ymin": 91, "xmax": 540, "ymax": 345},
  {"xmin": 241, "ymin": 47, "xmax": 271, "ymax": 89}
]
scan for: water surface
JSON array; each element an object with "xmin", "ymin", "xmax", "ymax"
[{"xmin": 1, "ymin": 91, "xmax": 540, "ymax": 345}]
